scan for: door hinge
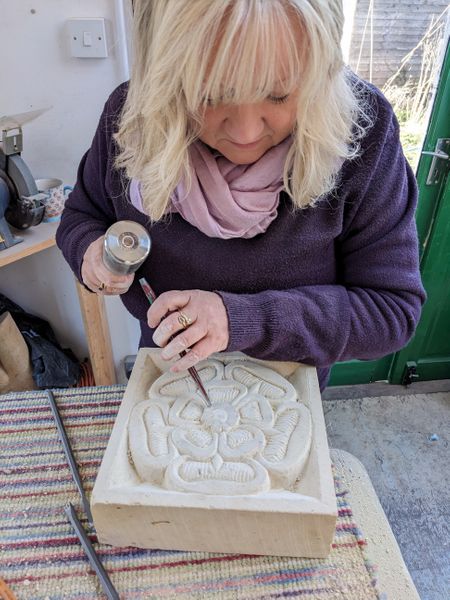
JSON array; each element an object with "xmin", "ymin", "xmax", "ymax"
[
  {"xmin": 402, "ymin": 361, "xmax": 419, "ymax": 385},
  {"xmin": 422, "ymin": 138, "xmax": 450, "ymax": 186}
]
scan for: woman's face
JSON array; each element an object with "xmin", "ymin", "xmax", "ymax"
[{"xmin": 198, "ymin": 89, "xmax": 298, "ymax": 164}]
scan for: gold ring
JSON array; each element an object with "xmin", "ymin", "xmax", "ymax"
[
  {"xmin": 177, "ymin": 311, "xmax": 193, "ymax": 329},
  {"xmin": 98, "ymin": 282, "xmax": 106, "ymax": 292}
]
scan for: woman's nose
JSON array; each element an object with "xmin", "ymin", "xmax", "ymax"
[{"xmin": 225, "ymin": 105, "xmax": 266, "ymax": 144}]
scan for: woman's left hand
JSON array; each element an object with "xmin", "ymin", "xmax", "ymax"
[{"xmin": 147, "ymin": 290, "xmax": 229, "ymax": 372}]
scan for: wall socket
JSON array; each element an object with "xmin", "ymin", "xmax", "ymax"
[{"xmin": 68, "ymin": 18, "xmax": 108, "ymax": 58}]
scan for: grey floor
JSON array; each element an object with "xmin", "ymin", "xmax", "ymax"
[{"xmin": 323, "ymin": 384, "xmax": 450, "ymax": 600}]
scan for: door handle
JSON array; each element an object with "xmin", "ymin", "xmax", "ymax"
[
  {"xmin": 422, "ymin": 138, "xmax": 450, "ymax": 185},
  {"xmin": 421, "ymin": 150, "xmax": 449, "ymax": 160}
]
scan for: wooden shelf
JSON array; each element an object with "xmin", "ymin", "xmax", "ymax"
[
  {"xmin": 0, "ymin": 221, "xmax": 59, "ymax": 267},
  {"xmin": 0, "ymin": 218, "xmax": 117, "ymax": 385}
]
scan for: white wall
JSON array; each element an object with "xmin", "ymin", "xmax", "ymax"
[
  {"xmin": 342, "ymin": 0, "xmax": 357, "ymax": 63},
  {"xmin": 0, "ymin": 0, "xmax": 139, "ymax": 382}
]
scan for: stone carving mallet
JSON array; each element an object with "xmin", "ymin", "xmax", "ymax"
[{"xmin": 103, "ymin": 220, "xmax": 211, "ymax": 407}]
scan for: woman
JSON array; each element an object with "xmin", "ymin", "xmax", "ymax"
[{"xmin": 56, "ymin": 0, "xmax": 425, "ymax": 391}]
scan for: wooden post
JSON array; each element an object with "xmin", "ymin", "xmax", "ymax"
[{"xmin": 76, "ymin": 280, "xmax": 117, "ymax": 386}]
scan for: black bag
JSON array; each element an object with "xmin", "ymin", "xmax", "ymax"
[{"xmin": 0, "ymin": 293, "xmax": 80, "ymax": 388}]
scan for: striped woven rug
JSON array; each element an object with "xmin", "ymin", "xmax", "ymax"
[{"xmin": 0, "ymin": 387, "xmax": 379, "ymax": 599}]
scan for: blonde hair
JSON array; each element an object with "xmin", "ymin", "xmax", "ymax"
[{"xmin": 115, "ymin": 0, "xmax": 370, "ymax": 221}]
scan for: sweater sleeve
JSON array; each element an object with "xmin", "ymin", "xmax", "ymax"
[
  {"xmin": 217, "ymin": 110, "xmax": 426, "ymax": 368},
  {"xmin": 55, "ymin": 86, "xmax": 125, "ymax": 282}
]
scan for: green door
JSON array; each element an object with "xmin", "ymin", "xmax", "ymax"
[
  {"xmin": 330, "ymin": 37, "xmax": 450, "ymax": 386},
  {"xmin": 389, "ymin": 38, "xmax": 450, "ymax": 385}
]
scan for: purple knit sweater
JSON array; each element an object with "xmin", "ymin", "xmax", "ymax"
[{"xmin": 56, "ymin": 80, "xmax": 426, "ymax": 390}]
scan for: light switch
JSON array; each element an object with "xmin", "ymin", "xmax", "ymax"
[
  {"xmin": 83, "ymin": 31, "xmax": 93, "ymax": 47},
  {"xmin": 68, "ymin": 18, "xmax": 108, "ymax": 58}
]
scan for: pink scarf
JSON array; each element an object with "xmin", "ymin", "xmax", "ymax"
[{"xmin": 130, "ymin": 136, "xmax": 291, "ymax": 239}]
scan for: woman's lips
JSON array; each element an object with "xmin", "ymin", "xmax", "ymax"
[{"xmin": 226, "ymin": 138, "xmax": 264, "ymax": 149}]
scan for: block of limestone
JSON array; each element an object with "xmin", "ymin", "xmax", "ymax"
[{"xmin": 91, "ymin": 348, "xmax": 337, "ymax": 558}]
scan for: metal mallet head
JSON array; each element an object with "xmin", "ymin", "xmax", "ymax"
[{"xmin": 103, "ymin": 220, "xmax": 151, "ymax": 275}]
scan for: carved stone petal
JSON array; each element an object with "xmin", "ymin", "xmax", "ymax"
[
  {"xmin": 225, "ymin": 361, "xmax": 297, "ymax": 403},
  {"xmin": 128, "ymin": 401, "xmax": 175, "ymax": 485},
  {"xmin": 152, "ymin": 372, "xmax": 195, "ymax": 399},
  {"xmin": 142, "ymin": 401, "xmax": 169, "ymax": 425},
  {"xmin": 195, "ymin": 359, "xmax": 225, "ymax": 382},
  {"xmin": 171, "ymin": 427, "xmax": 218, "ymax": 460},
  {"xmin": 204, "ymin": 381, "xmax": 247, "ymax": 406},
  {"xmin": 168, "ymin": 397, "xmax": 205, "ymax": 428},
  {"xmin": 257, "ymin": 401, "xmax": 312, "ymax": 489},
  {"xmin": 237, "ymin": 393, "xmax": 274, "ymax": 428},
  {"xmin": 218, "ymin": 426, "xmax": 265, "ymax": 459},
  {"xmin": 148, "ymin": 359, "xmax": 225, "ymax": 404},
  {"xmin": 164, "ymin": 456, "xmax": 270, "ymax": 494}
]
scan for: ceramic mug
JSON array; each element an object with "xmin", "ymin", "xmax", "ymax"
[{"xmin": 35, "ymin": 178, "xmax": 73, "ymax": 222}]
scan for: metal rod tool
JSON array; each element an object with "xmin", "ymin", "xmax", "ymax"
[
  {"xmin": 139, "ymin": 277, "xmax": 212, "ymax": 407},
  {"xmin": 46, "ymin": 389, "xmax": 94, "ymax": 527},
  {"xmin": 65, "ymin": 503, "xmax": 120, "ymax": 600}
]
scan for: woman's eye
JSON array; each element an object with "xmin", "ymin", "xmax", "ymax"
[{"xmin": 268, "ymin": 94, "xmax": 290, "ymax": 104}]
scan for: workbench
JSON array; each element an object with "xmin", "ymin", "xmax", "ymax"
[
  {"xmin": 0, "ymin": 385, "xmax": 420, "ymax": 599},
  {"xmin": 0, "ymin": 222, "xmax": 116, "ymax": 386}
]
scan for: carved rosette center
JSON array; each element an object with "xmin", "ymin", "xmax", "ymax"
[{"xmin": 201, "ymin": 403, "xmax": 239, "ymax": 433}]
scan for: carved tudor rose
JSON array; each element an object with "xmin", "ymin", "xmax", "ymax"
[{"xmin": 128, "ymin": 359, "xmax": 312, "ymax": 495}]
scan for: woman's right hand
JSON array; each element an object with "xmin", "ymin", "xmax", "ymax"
[{"xmin": 81, "ymin": 236, "xmax": 134, "ymax": 295}]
